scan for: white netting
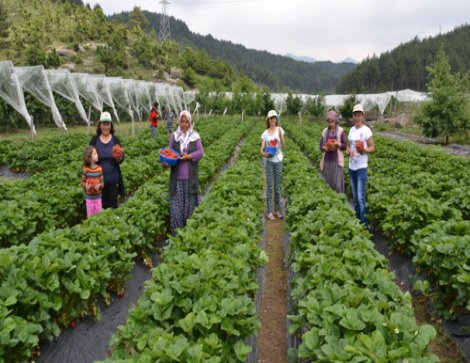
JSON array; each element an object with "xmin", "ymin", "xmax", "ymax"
[
  {"xmin": 270, "ymin": 93, "xmax": 287, "ymax": 113},
  {"xmin": 135, "ymin": 81, "xmax": 152, "ymax": 114},
  {"xmin": 0, "ymin": 61, "xmax": 35, "ymax": 133},
  {"xmin": 104, "ymin": 77, "xmax": 133, "ymax": 121},
  {"xmin": 183, "ymin": 90, "xmax": 196, "ymax": 109},
  {"xmin": 324, "ymin": 94, "xmax": 349, "ymax": 108},
  {"xmin": 356, "ymin": 93, "xmax": 393, "ymax": 114},
  {"xmin": 15, "ymin": 65, "xmax": 65, "ymax": 129},
  {"xmin": 124, "ymin": 80, "xmax": 140, "ymax": 120},
  {"xmin": 394, "ymin": 89, "xmax": 428, "ymax": 103},
  {"xmin": 172, "ymin": 86, "xmax": 184, "ymax": 113},
  {"xmin": 71, "ymin": 73, "xmax": 103, "ymax": 113},
  {"xmin": 91, "ymin": 74, "xmax": 119, "ymax": 122},
  {"xmin": 45, "ymin": 69, "xmax": 89, "ymax": 125}
]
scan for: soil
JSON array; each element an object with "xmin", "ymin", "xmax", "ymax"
[{"xmin": 258, "ymin": 215, "xmax": 288, "ymax": 363}]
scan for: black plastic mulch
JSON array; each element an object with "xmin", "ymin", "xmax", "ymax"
[
  {"xmin": 372, "ymin": 232, "xmax": 470, "ymax": 362},
  {"xmin": 37, "ymin": 252, "xmax": 160, "ymax": 363}
]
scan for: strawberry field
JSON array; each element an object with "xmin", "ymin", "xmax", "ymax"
[{"xmin": 0, "ymin": 117, "xmax": 468, "ymax": 362}]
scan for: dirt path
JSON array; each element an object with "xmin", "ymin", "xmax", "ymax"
[{"xmin": 258, "ymin": 216, "xmax": 288, "ymax": 363}]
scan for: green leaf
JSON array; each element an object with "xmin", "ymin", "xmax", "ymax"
[
  {"xmin": 233, "ymin": 340, "xmax": 251, "ymax": 361},
  {"xmin": 179, "ymin": 312, "xmax": 196, "ymax": 334}
]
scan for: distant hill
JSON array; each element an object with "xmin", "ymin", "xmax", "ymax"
[
  {"xmin": 285, "ymin": 53, "xmax": 317, "ymax": 63},
  {"xmin": 337, "ymin": 23, "xmax": 470, "ymax": 93},
  {"xmin": 342, "ymin": 57, "xmax": 358, "ymax": 64},
  {"xmin": 112, "ymin": 11, "xmax": 356, "ymax": 93}
]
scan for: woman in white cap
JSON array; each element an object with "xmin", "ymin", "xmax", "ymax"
[
  {"xmin": 260, "ymin": 109, "xmax": 286, "ymax": 220},
  {"xmin": 168, "ymin": 110, "xmax": 204, "ymax": 236},
  {"xmin": 346, "ymin": 104, "xmax": 375, "ymax": 228},
  {"xmin": 89, "ymin": 111, "xmax": 125, "ymax": 209},
  {"xmin": 319, "ymin": 110, "xmax": 346, "ymax": 193}
]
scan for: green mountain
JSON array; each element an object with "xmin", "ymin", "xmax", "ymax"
[
  {"xmin": 337, "ymin": 23, "xmax": 470, "ymax": 94},
  {"xmin": 0, "ymin": 0, "xmax": 245, "ymax": 92},
  {"xmin": 112, "ymin": 11, "xmax": 357, "ymax": 93}
]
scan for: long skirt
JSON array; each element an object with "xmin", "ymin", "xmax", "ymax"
[
  {"xmin": 322, "ymin": 161, "xmax": 344, "ymax": 193},
  {"xmin": 170, "ymin": 179, "xmax": 199, "ymax": 236}
]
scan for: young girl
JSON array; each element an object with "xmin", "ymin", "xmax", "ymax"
[
  {"xmin": 260, "ymin": 109, "xmax": 286, "ymax": 220},
  {"xmin": 81, "ymin": 145, "xmax": 104, "ymax": 218}
]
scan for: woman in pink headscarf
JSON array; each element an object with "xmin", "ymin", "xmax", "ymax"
[
  {"xmin": 319, "ymin": 110, "xmax": 346, "ymax": 193},
  {"xmin": 168, "ymin": 110, "xmax": 204, "ymax": 236}
]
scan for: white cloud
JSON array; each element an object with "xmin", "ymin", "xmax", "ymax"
[{"xmin": 91, "ymin": 0, "xmax": 470, "ymax": 63}]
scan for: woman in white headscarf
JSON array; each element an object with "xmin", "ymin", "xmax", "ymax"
[{"xmin": 168, "ymin": 110, "xmax": 204, "ymax": 236}]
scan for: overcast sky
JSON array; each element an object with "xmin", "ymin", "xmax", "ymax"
[{"xmin": 91, "ymin": 0, "xmax": 470, "ymax": 63}]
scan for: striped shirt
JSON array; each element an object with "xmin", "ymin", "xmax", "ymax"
[{"xmin": 81, "ymin": 165, "xmax": 104, "ymax": 200}]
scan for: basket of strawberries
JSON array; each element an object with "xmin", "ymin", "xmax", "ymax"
[
  {"xmin": 263, "ymin": 139, "xmax": 278, "ymax": 157},
  {"xmin": 112, "ymin": 144, "xmax": 124, "ymax": 161},
  {"xmin": 158, "ymin": 148, "xmax": 180, "ymax": 166}
]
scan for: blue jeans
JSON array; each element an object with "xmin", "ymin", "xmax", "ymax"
[
  {"xmin": 150, "ymin": 125, "xmax": 157, "ymax": 139},
  {"xmin": 349, "ymin": 168, "xmax": 369, "ymax": 227}
]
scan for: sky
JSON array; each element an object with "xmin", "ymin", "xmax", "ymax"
[{"xmin": 91, "ymin": 0, "xmax": 470, "ymax": 63}]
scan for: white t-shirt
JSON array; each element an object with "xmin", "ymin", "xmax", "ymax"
[
  {"xmin": 348, "ymin": 125, "xmax": 373, "ymax": 170},
  {"xmin": 261, "ymin": 127, "xmax": 285, "ymax": 162}
]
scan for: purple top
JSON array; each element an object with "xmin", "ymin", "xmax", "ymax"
[
  {"xmin": 169, "ymin": 136, "xmax": 204, "ymax": 179},
  {"xmin": 319, "ymin": 129, "xmax": 346, "ymax": 163}
]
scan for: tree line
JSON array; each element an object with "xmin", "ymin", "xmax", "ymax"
[{"xmin": 337, "ymin": 24, "xmax": 470, "ymax": 93}]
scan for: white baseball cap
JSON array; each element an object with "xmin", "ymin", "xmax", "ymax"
[
  {"xmin": 267, "ymin": 110, "xmax": 278, "ymax": 119},
  {"xmin": 100, "ymin": 111, "xmax": 112, "ymax": 122},
  {"xmin": 352, "ymin": 104, "xmax": 364, "ymax": 114}
]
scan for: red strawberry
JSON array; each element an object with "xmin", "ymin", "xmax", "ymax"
[{"xmin": 70, "ymin": 321, "xmax": 76, "ymax": 329}]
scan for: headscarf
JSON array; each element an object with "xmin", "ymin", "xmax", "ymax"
[
  {"xmin": 327, "ymin": 110, "xmax": 338, "ymax": 125},
  {"xmin": 173, "ymin": 110, "xmax": 201, "ymax": 153},
  {"xmin": 325, "ymin": 110, "xmax": 339, "ymax": 140}
]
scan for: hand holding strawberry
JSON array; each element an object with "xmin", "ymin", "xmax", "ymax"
[
  {"xmin": 112, "ymin": 144, "xmax": 124, "ymax": 161},
  {"xmin": 356, "ymin": 140, "xmax": 365, "ymax": 154}
]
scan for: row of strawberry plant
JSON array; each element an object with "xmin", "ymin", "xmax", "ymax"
[
  {"xmin": 0, "ymin": 118, "xmax": 236, "ymax": 248},
  {"xmin": 285, "ymin": 120, "xmax": 470, "ymax": 319},
  {"xmin": 283, "ymin": 142, "xmax": 438, "ymax": 362},
  {"xmin": 370, "ymin": 135, "xmax": 469, "ymax": 220},
  {"xmin": 0, "ymin": 131, "xmax": 167, "ymax": 248},
  {"xmin": 0, "ymin": 119, "xmax": 252, "ymax": 362},
  {"xmin": 366, "ymin": 137, "xmax": 470, "ymax": 319},
  {"xmin": 98, "ymin": 124, "xmax": 266, "ymax": 363},
  {"xmin": 0, "ymin": 133, "xmax": 87, "ymax": 173}
]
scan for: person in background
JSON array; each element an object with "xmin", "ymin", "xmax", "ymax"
[
  {"xmin": 346, "ymin": 104, "xmax": 375, "ymax": 229},
  {"xmin": 319, "ymin": 110, "xmax": 346, "ymax": 193},
  {"xmin": 89, "ymin": 112, "xmax": 125, "ymax": 209},
  {"xmin": 165, "ymin": 107, "xmax": 174, "ymax": 133},
  {"xmin": 81, "ymin": 145, "xmax": 104, "ymax": 218},
  {"xmin": 149, "ymin": 101, "xmax": 160, "ymax": 139},
  {"xmin": 260, "ymin": 109, "xmax": 286, "ymax": 220},
  {"xmin": 168, "ymin": 110, "xmax": 204, "ymax": 236}
]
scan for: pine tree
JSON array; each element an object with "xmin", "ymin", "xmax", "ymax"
[
  {"xmin": 0, "ymin": 2, "xmax": 10, "ymax": 49},
  {"xmin": 416, "ymin": 46, "xmax": 469, "ymax": 144}
]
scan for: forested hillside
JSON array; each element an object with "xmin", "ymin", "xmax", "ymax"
[
  {"xmin": 337, "ymin": 24, "xmax": 470, "ymax": 93},
  {"xmin": 0, "ymin": 0, "xmax": 251, "ymax": 93},
  {"xmin": 112, "ymin": 11, "xmax": 356, "ymax": 93}
]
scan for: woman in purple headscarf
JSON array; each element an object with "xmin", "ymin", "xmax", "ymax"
[
  {"xmin": 319, "ymin": 110, "xmax": 346, "ymax": 193},
  {"xmin": 168, "ymin": 110, "xmax": 204, "ymax": 236}
]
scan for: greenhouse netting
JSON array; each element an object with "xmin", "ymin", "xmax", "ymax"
[{"xmin": 0, "ymin": 61, "xmax": 35, "ymax": 134}]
